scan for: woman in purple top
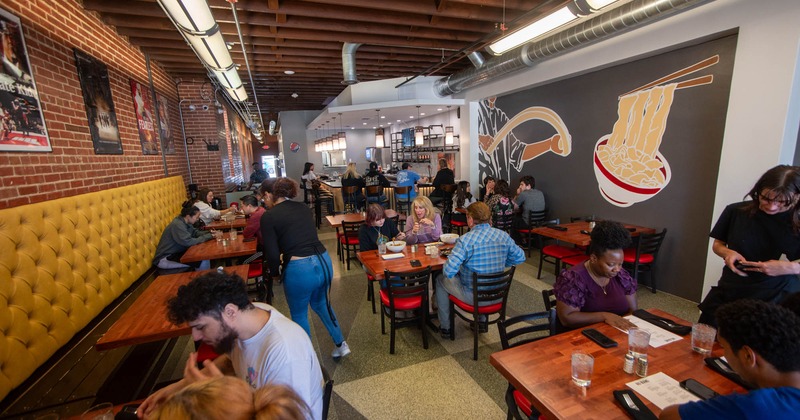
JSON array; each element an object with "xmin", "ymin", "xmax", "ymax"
[
  {"xmin": 553, "ymin": 220, "xmax": 638, "ymax": 331},
  {"xmin": 404, "ymin": 196, "xmax": 442, "ymax": 244}
]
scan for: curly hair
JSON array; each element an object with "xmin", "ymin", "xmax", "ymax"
[
  {"xmin": 410, "ymin": 196, "xmax": 436, "ymax": 224},
  {"xmin": 519, "ymin": 175, "xmax": 535, "ymax": 188},
  {"xmin": 716, "ymin": 299, "xmax": 800, "ymax": 372},
  {"xmin": 167, "ymin": 272, "xmax": 254, "ymax": 324},
  {"xmin": 253, "ymin": 383, "xmax": 310, "ymax": 420},
  {"xmin": 153, "ymin": 376, "xmax": 254, "ymax": 420},
  {"xmin": 587, "ymin": 220, "xmax": 632, "ymax": 256},
  {"xmin": 744, "ymin": 165, "xmax": 800, "ymax": 232},
  {"xmin": 272, "ymin": 177, "xmax": 298, "ymax": 200},
  {"xmin": 493, "ymin": 179, "xmax": 511, "ymax": 198},
  {"xmin": 259, "ymin": 178, "xmax": 276, "ymax": 195}
]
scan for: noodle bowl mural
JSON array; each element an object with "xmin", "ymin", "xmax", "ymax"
[{"xmin": 594, "ymin": 55, "xmax": 718, "ymax": 207}]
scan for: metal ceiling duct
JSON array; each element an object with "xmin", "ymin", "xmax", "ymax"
[
  {"xmin": 467, "ymin": 51, "xmax": 486, "ymax": 68},
  {"xmin": 435, "ymin": 0, "xmax": 712, "ymax": 96},
  {"xmin": 341, "ymin": 42, "xmax": 362, "ymax": 85}
]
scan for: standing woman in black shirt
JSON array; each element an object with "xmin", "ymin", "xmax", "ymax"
[
  {"xmin": 699, "ymin": 165, "xmax": 800, "ymax": 326},
  {"xmin": 260, "ymin": 178, "xmax": 351, "ymax": 358}
]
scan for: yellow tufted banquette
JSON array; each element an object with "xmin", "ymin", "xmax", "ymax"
[{"xmin": 0, "ymin": 176, "xmax": 186, "ymax": 400}]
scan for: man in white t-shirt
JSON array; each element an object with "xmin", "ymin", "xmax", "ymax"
[{"xmin": 138, "ymin": 272, "xmax": 324, "ymax": 419}]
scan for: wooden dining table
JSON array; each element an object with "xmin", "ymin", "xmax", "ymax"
[
  {"xmin": 202, "ymin": 216, "xmax": 248, "ymax": 231},
  {"xmin": 489, "ymin": 309, "xmax": 745, "ymax": 419},
  {"xmin": 532, "ymin": 221, "xmax": 655, "ymax": 247},
  {"xmin": 180, "ymin": 234, "xmax": 258, "ymax": 263},
  {"xmin": 326, "ymin": 212, "xmax": 365, "ymax": 228},
  {"xmin": 356, "ymin": 242, "xmax": 453, "ymax": 280},
  {"xmin": 95, "ymin": 265, "xmax": 250, "ymax": 351}
]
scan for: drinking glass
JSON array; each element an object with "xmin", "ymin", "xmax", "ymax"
[
  {"xmin": 691, "ymin": 323, "xmax": 716, "ymax": 354},
  {"xmin": 229, "ymin": 229, "xmax": 237, "ymax": 240},
  {"xmin": 213, "ymin": 230, "xmax": 222, "ymax": 242},
  {"xmin": 628, "ymin": 328, "xmax": 651, "ymax": 358},
  {"xmin": 81, "ymin": 403, "xmax": 113, "ymax": 420},
  {"xmin": 378, "ymin": 242, "xmax": 387, "ymax": 255},
  {"xmin": 571, "ymin": 351, "xmax": 594, "ymax": 387}
]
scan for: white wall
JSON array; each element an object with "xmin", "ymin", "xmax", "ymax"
[{"xmin": 457, "ymin": 0, "xmax": 800, "ymax": 301}]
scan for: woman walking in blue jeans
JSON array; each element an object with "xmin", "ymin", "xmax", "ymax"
[{"xmin": 260, "ymin": 177, "xmax": 351, "ymax": 359}]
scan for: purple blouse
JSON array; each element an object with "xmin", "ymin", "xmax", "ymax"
[
  {"xmin": 404, "ymin": 213, "xmax": 442, "ymax": 244},
  {"xmin": 553, "ymin": 263, "xmax": 636, "ymax": 315}
]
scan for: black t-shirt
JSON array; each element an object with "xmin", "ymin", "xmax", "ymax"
[
  {"xmin": 364, "ymin": 170, "xmax": 390, "ymax": 187},
  {"xmin": 358, "ymin": 221, "xmax": 400, "ymax": 252},
  {"xmin": 260, "ymin": 200, "xmax": 326, "ymax": 275},
  {"xmin": 431, "ymin": 168, "xmax": 455, "ymax": 197},
  {"xmin": 710, "ymin": 201, "xmax": 800, "ymax": 284}
]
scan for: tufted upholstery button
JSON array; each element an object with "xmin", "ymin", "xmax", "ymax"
[{"xmin": 0, "ymin": 176, "xmax": 185, "ymax": 400}]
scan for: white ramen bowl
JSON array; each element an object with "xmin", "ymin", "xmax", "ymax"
[{"xmin": 592, "ymin": 136, "xmax": 671, "ymax": 208}]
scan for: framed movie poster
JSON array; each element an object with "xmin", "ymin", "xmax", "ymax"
[
  {"xmin": 73, "ymin": 48, "xmax": 123, "ymax": 154},
  {"xmin": 0, "ymin": 8, "xmax": 51, "ymax": 152},
  {"xmin": 129, "ymin": 79, "xmax": 158, "ymax": 154},
  {"xmin": 155, "ymin": 92, "xmax": 174, "ymax": 154}
]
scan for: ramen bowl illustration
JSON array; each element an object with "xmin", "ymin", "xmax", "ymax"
[{"xmin": 593, "ymin": 136, "xmax": 671, "ymax": 208}]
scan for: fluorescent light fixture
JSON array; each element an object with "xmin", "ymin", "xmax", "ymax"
[
  {"xmin": 375, "ymin": 128, "xmax": 384, "ymax": 148},
  {"xmin": 186, "ymin": 30, "xmax": 232, "ymax": 69},
  {"xmin": 226, "ymin": 85, "xmax": 248, "ymax": 102},
  {"xmin": 586, "ymin": 0, "xmax": 618, "ymax": 9},
  {"xmin": 445, "ymin": 126, "xmax": 454, "ymax": 145},
  {"xmin": 212, "ymin": 66, "xmax": 242, "ymax": 89},
  {"xmin": 488, "ymin": 7, "xmax": 577, "ymax": 55},
  {"xmin": 158, "ymin": 0, "xmax": 216, "ymax": 32}
]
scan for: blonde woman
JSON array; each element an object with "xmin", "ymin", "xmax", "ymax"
[
  {"xmin": 404, "ymin": 196, "xmax": 442, "ymax": 244},
  {"xmin": 341, "ymin": 162, "xmax": 365, "ymax": 209}
]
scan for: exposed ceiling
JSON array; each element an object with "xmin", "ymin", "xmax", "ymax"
[{"xmin": 82, "ymin": 0, "xmax": 568, "ymax": 123}]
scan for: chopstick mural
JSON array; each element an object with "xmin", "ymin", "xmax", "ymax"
[{"xmin": 478, "ymin": 54, "xmax": 718, "ymax": 208}]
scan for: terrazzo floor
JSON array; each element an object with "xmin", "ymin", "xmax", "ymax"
[{"xmin": 254, "ymin": 225, "xmax": 702, "ymax": 419}]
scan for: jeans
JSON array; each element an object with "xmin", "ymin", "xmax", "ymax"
[
  {"xmin": 282, "ymin": 252, "xmax": 345, "ymax": 345},
  {"xmin": 435, "ymin": 273, "xmax": 473, "ymax": 328},
  {"xmin": 157, "ymin": 256, "xmax": 209, "ymax": 270}
]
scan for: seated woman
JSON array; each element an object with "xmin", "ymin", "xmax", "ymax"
[
  {"xmin": 403, "ymin": 196, "xmax": 442, "ymax": 244},
  {"xmin": 194, "ymin": 188, "xmax": 233, "ymax": 225},
  {"xmin": 485, "ymin": 179, "xmax": 516, "ymax": 230},
  {"xmin": 358, "ymin": 204, "xmax": 405, "ymax": 251},
  {"xmin": 451, "ymin": 180, "xmax": 476, "ymax": 224},
  {"xmin": 553, "ymin": 220, "xmax": 638, "ymax": 331},
  {"xmin": 341, "ymin": 162, "xmax": 365, "ymax": 211}
]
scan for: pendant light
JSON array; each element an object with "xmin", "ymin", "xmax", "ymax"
[
  {"xmin": 375, "ymin": 109, "xmax": 384, "ymax": 148},
  {"xmin": 414, "ymin": 106, "xmax": 424, "ymax": 146},
  {"xmin": 445, "ymin": 105, "xmax": 454, "ymax": 145},
  {"xmin": 338, "ymin": 112, "xmax": 347, "ymax": 149},
  {"xmin": 331, "ymin": 116, "xmax": 340, "ymax": 150}
]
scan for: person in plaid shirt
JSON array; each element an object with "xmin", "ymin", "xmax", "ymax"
[{"xmin": 435, "ymin": 201, "xmax": 525, "ymax": 338}]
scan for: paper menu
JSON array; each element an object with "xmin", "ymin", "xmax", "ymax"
[
  {"xmin": 623, "ymin": 315, "xmax": 683, "ymax": 347},
  {"xmin": 380, "ymin": 253, "xmax": 404, "ymax": 260},
  {"xmin": 626, "ymin": 372, "xmax": 700, "ymax": 409}
]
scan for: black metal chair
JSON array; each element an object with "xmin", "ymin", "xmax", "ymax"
[
  {"xmin": 437, "ymin": 184, "xmax": 457, "ymax": 233},
  {"xmin": 448, "ymin": 266, "xmax": 516, "ymax": 360},
  {"xmin": 515, "ymin": 209, "xmax": 547, "ymax": 257},
  {"xmin": 364, "ymin": 185, "xmax": 389, "ymax": 208},
  {"xmin": 321, "ymin": 366, "xmax": 334, "ymax": 420},
  {"xmin": 498, "ymin": 309, "xmax": 556, "ymax": 420},
  {"xmin": 393, "ymin": 185, "xmax": 413, "ymax": 218},
  {"xmin": 623, "ymin": 228, "xmax": 667, "ymax": 293},
  {"xmin": 312, "ymin": 183, "xmax": 335, "ymax": 229},
  {"xmin": 338, "ymin": 220, "xmax": 362, "ymax": 270},
  {"xmin": 380, "ymin": 267, "xmax": 431, "ymax": 354},
  {"xmin": 536, "ymin": 218, "xmax": 583, "ymax": 279},
  {"xmin": 243, "ymin": 251, "xmax": 272, "ymax": 304}
]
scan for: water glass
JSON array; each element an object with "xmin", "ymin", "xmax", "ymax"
[
  {"xmin": 691, "ymin": 323, "xmax": 716, "ymax": 354},
  {"xmin": 378, "ymin": 243, "xmax": 387, "ymax": 255},
  {"xmin": 229, "ymin": 229, "xmax": 237, "ymax": 240},
  {"xmin": 81, "ymin": 402, "xmax": 113, "ymax": 420},
  {"xmin": 213, "ymin": 230, "xmax": 223, "ymax": 242},
  {"xmin": 571, "ymin": 351, "xmax": 594, "ymax": 387},
  {"xmin": 628, "ymin": 328, "xmax": 651, "ymax": 358}
]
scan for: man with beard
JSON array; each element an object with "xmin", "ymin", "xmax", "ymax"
[{"xmin": 138, "ymin": 271, "xmax": 323, "ymax": 419}]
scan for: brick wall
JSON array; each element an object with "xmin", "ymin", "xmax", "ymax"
[{"xmin": 0, "ymin": 0, "xmax": 259, "ymax": 210}]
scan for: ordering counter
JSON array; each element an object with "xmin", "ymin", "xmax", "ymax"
[{"xmin": 319, "ymin": 179, "xmax": 434, "ymax": 212}]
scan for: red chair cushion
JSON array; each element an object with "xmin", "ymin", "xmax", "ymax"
[
  {"xmin": 623, "ymin": 248, "xmax": 654, "ymax": 264},
  {"xmin": 561, "ymin": 254, "xmax": 588, "ymax": 267},
  {"xmin": 451, "ymin": 220, "xmax": 467, "ymax": 227},
  {"xmin": 513, "ymin": 389, "xmax": 534, "ymax": 417},
  {"xmin": 379, "ymin": 289, "xmax": 422, "ymax": 310},
  {"xmin": 449, "ymin": 295, "xmax": 503, "ymax": 314},
  {"xmin": 542, "ymin": 244, "xmax": 582, "ymax": 259},
  {"xmin": 196, "ymin": 343, "xmax": 219, "ymax": 364},
  {"xmin": 247, "ymin": 261, "xmax": 263, "ymax": 278},
  {"xmin": 339, "ymin": 236, "xmax": 359, "ymax": 245},
  {"xmin": 367, "ymin": 274, "xmax": 375, "ymax": 281},
  {"xmin": 516, "ymin": 228, "xmax": 532, "ymax": 233}
]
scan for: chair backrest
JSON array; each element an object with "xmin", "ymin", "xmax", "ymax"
[
  {"xmin": 321, "ymin": 366, "xmax": 334, "ymax": 420},
  {"xmin": 527, "ymin": 209, "xmax": 547, "ymax": 227},
  {"xmin": 570, "ymin": 215, "xmax": 594, "ymax": 222},
  {"xmin": 383, "ymin": 267, "xmax": 432, "ymax": 308},
  {"xmin": 636, "ymin": 228, "xmax": 667, "ymax": 257},
  {"xmin": 394, "ymin": 185, "xmax": 412, "ymax": 202},
  {"xmin": 492, "ymin": 202, "xmax": 514, "ymax": 232},
  {"xmin": 498, "ymin": 309, "xmax": 556, "ymax": 350},
  {"xmin": 341, "ymin": 220, "xmax": 362, "ymax": 241},
  {"xmin": 541, "ymin": 289, "xmax": 556, "ymax": 311},
  {"xmin": 365, "ymin": 185, "xmax": 384, "ymax": 197},
  {"xmin": 342, "ymin": 185, "xmax": 361, "ymax": 196},
  {"xmin": 385, "ymin": 213, "xmax": 400, "ymax": 228},
  {"xmin": 440, "ymin": 183, "xmax": 458, "ymax": 195},
  {"xmin": 470, "ymin": 266, "xmax": 515, "ymax": 316}
]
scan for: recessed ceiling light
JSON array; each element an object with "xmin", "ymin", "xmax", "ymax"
[
  {"xmin": 409, "ymin": 116, "xmax": 414, "ymax": 119},
  {"xmin": 420, "ymin": 112, "xmax": 426, "ymax": 116},
  {"xmin": 284, "ymin": 70, "xmax": 295, "ymax": 75},
  {"xmin": 291, "ymin": 93, "xmax": 298, "ymax": 98},
  {"xmin": 437, "ymin": 108, "xmax": 443, "ymax": 111},
  {"xmin": 380, "ymin": 115, "xmax": 385, "ymax": 119},
  {"xmin": 388, "ymin": 122, "xmax": 392, "ymax": 125},
  {"xmin": 362, "ymin": 122, "xmax": 367, "ymax": 125},
  {"xmin": 397, "ymin": 119, "xmax": 401, "ymax": 122}
]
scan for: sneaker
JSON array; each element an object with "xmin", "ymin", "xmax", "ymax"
[
  {"xmin": 332, "ymin": 341, "xmax": 351, "ymax": 359},
  {"xmin": 440, "ymin": 328, "xmax": 453, "ymax": 339}
]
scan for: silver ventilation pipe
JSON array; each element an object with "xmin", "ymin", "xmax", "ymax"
[
  {"xmin": 341, "ymin": 42, "xmax": 362, "ymax": 85},
  {"xmin": 467, "ymin": 51, "xmax": 486, "ymax": 68},
  {"xmin": 435, "ymin": 0, "xmax": 712, "ymax": 96}
]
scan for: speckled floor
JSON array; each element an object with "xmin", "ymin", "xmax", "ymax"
[{"xmin": 259, "ymin": 225, "xmax": 701, "ymax": 419}]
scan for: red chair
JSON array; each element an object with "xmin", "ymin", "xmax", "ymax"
[
  {"xmin": 498, "ymin": 310, "xmax": 556, "ymax": 420},
  {"xmin": 339, "ymin": 220, "xmax": 362, "ymax": 270},
  {"xmin": 560, "ymin": 254, "xmax": 588, "ymax": 269},
  {"xmin": 380, "ymin": 267, "xmax": 431, "ymax": 354},
  {"xmin": 623, "ymin": 228, "xmax": 667, "ymax": 293},
  {"xmin": 448, "ymin": 266, "xmax": 515, "ymax": 360},
  {"xmin": 243, "ymin": 252, "xmax": 272, "ymax": 303},
  {"xmin": 538, "ymin": 243, "xmax": 582, "ymax": 279},
  {"xmin": 515, "ymin": 209, "xmax": 547, "ymax": 257},
  {"xmin": 450, "ymin": 219, "xmax": 469, "ymax": 235}
]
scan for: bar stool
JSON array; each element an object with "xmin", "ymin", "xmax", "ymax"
[
  {"xmin": 394, "ymin": 186, "xmax": 413, "ymax": 216},
  {"xmin": 438, "ymin": 184, "xmax": 457, "ymax": 233},
  {"xmin": 364, "ymin": 185, "xmax": 389, "ymax": 208},
  {"xmin": 342, "ymin": 185, "xmax": 361, "ymax": 214}
]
